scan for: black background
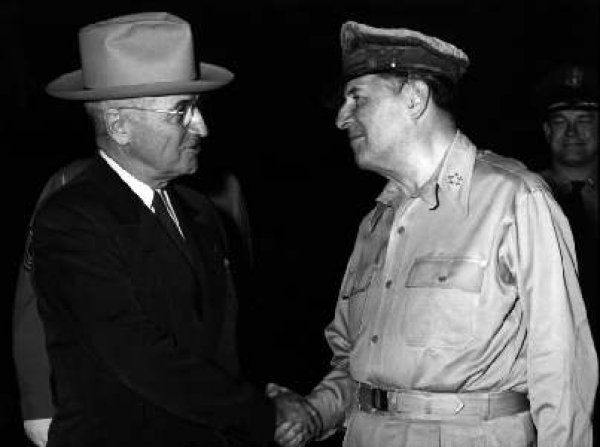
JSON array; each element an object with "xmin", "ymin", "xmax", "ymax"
[{"xmin": 1, "ymin": 0, "xmax": 598, "ymax": 445}]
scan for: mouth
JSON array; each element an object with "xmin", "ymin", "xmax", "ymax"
[
  {"xmin": 183, "ymin": 146, "xmax": 200, "ymax": 154},
  {"xmin": 182, "ymin": 136, "xmax": 201, "ymax": 150}
]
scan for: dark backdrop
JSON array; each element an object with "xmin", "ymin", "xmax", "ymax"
[{"xmin": 2, "ymin": 0, "xmax": 598, "ymax": 445}]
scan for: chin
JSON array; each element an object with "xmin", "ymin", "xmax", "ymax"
[
  {"xmin": 354, "ymin": 152, "xmax": 374, "ymax": 172},
  {"xmin": 186, "ymin": 162, "xmax": 198, "ymax": 175},
  {"xmin": 558, "ymin": 149, "xmax": 594, "ymax": 165},
  {"xmin": 177, "ymin": 158, "xmax": 198, "ymax": 176}
]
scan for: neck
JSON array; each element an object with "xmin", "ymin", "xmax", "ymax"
[
  {"xmin": 388, "ymin": 120, "xmax": 457, "ymax": 194},
  {"xmin": 101, "ymin": 144, "xmax": 167, "ymax": 190},
  {"xmin": 553, "ymin": 161, "xmax": 597, "ymax": 182}
]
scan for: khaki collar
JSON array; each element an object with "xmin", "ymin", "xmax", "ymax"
[
  {"xmin": 374, "ymin": 130, "xmax": 476, "ymax": 219},
  {"xmin": 540, "ymin": 167, "xmax": 597, "ymax": 192}
]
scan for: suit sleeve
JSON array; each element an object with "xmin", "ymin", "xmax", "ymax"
[
  {"xmin": 32, "ymin": 200, "xmax": 274, "ymax": 445},
  {"xmin": 513, "ymin": 186, "xmax": 598, "ymax": 446}
]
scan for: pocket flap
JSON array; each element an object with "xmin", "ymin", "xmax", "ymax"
[
  {"xmin": 406, "ymin": 257, "xmax": 484, "ymax": 293},
  {"xmin": 341, "ymin": 269, "xmax": 374, "ymax": 300}
]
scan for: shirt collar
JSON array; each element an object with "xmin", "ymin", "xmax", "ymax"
[
  {"xmin": 435, "ymin": 130, "xmax": 476, "ymax": 216},
  {"xmin": 99, "ymin": 150, "xmax": 155, "ymax": 210},
  {"xmin": 542, "ymin": 167, "xmax": 597, "ymax": 191},
  {"xmin": 374, "ymin": 130, "xmax": 475, "ymax": 218}
]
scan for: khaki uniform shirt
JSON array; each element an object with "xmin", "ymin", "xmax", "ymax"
[{"xmin": 307, "ymin": 131, "xmax": 597, "ymax": 446}]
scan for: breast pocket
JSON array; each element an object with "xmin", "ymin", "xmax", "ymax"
[
  {"xmin": 402, "ymin": 256, "xmax": 484, "ymax": 348},
  {"xmin": 342, "ymin": 268, "xmax": 375, "ymax": 339}
]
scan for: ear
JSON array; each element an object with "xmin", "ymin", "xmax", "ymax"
[
  {"xmin": 405, "ymin": 79, "xmax": 430, "ymax": 118},
  {"xmin": 542, "ymin": 121, "xmax": 552, "ymax": 143},
  {"xmin": 105, "ymin": 109, "xmax": 131, "ymax": 145}
]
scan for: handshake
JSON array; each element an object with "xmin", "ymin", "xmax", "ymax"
[{"xmin": 267, "ymin": 383, "xmax": 323, "ymax": 447}]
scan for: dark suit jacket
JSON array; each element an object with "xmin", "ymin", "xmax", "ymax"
[{"xmin": 31, "ymin": 156, "xmax": 274, "ymax": 447}]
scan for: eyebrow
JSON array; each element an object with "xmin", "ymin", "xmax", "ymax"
[
  {"xmin": 344, "ymin": 86, "xmax": 360, "ymax": 96},
  {"xmin": 172, "ymin": 96, "xmax": 198, "ymax": 109}
]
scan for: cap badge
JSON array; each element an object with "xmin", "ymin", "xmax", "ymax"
[{"xmin": 565, "ymin": 66, "xmax": 583, "ymax": 89}]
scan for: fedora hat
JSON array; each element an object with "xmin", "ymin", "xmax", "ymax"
[{"xmin": 46, "ymin": 12, "xmax": 234, "ymax": 100}]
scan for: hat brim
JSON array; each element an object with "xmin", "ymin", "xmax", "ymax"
[{"xmin": 46, "ymin": 62, "xmax": 234, "ymax": 100}]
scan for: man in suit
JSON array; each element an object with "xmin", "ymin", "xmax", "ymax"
[
  {"xmin": 13, "ymin": 160, "xmax": 256, "ymax": 447},
  {"xmin": 29, "ymin": 11, "xmax": 319, "ymax": 447}
]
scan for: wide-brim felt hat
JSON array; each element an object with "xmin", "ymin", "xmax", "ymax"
[{"xmin": 46, "ymin": 12, "xmax": 234, "ymax": 100}]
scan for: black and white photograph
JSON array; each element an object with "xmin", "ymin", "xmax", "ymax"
[{"xmin": 2, "ymin": 0, "xmax": 598, "ymax": 446}]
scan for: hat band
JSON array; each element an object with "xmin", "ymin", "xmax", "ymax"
[
  {"xmin": 342, "ymin": 46, "xmax": 463, "ymax": 83},
  {"xmin": 548, "ymin": 100, "xmax": 598, "ymax": 112}
]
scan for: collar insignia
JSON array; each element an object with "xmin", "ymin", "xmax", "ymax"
[{"xmin": 447, "ymin": 172, "xmax": 464, "ymax": 188}]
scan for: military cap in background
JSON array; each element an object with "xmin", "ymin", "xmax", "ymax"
[
  {"xmin": 340, "ymin": 21, "xmax": 470, "ymax": 84},
  {"xmin": 533, "ymin": 64, "xmax": 598, "ymax": 115}
]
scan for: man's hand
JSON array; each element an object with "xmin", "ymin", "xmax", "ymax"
[
  {"xmin": 267, "ymin": 383, "xmax": 322, "ymax": 447},
  {"xmin": 23, "ymin": 418, "xmax": 52, "ymax": 447}
]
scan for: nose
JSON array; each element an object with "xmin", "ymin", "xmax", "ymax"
[
  {"xmin": 188, "ymin": 108, "xmax": 208, "ymax": 136},
  {"xmin": 336, "ymin": 101, "xmax": 353, "ymax": 130},
  {"xmin": 565, "ymin": 120, "xmax": 579, "ymax": 137}
]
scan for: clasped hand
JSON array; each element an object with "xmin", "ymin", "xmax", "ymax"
[{"xmin": 268, "ymin": 383, "xmax": 321, "ymax": 447}]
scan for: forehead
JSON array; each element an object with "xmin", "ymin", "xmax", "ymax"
[
  {"xmin": 343, "ymin": 74, "xmax": 390, "ymax": 95},
  {"xmin": 548, "ymin": 109, "xmax": 598, "ymax": 121},
  {"xmin": 142, "ymin": 94, "xmax": 196, "ymax": 108}
]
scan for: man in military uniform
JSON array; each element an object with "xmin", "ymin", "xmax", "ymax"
[
  {"xmin": 535, "ymin": 64, "xmax": 598, "ymax": 338},
  {"xmin": 274, "ymin": 22, "xmax": 597, "ymax": 447}
]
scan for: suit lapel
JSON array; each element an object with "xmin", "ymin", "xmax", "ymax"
[
  {"xmin": 167, "ymin": 188, "xmax": 211, "ymax": 277},
  {"xmin": 170, "ymin": 186, "xmax": 228, "ymax": 329},
  {"xmin": 86, "ymin": 155, "xmax": 199, "ymax": 273},
  {"xmin": 85, "ymin": 157, "xmax": 228, "ymax": 335}
]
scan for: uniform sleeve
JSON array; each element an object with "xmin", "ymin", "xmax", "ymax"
[
  {"xmin": 13, "ymin": 259, "xmax": 54, "ymax": 420},
  {"xmin": 306, "ymin": 245, "xmax": 362, "ymax": 439},
  {"xmin": 513, "ymin": 186, "xmax": 597, "ymax": 446},
  {"xmin": 11, "ymin": 160, "xmax": 91, "ymax": 421}
]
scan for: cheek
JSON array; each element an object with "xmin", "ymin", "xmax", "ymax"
[
  {"xmin": 160, "ymin": 132, "xmax": 187, "ymax": 157},
  {"xmin": 548, "ymin": 128, "xmax": 564, "ymax": 145},
  {"xmin": 581, "ymin": 126, "xmax": 598, "ymax": 141}
]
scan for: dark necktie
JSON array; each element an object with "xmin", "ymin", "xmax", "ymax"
[
  {"xmin": 152, "ymin": 189, "xmax": 184, "ymax": 241},
  {"xmin": 564, "ymin": 181, "xmax": 587, "ymax": 237}
]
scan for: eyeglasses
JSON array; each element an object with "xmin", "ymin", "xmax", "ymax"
[{"xmin": 115, "ymin": 98, "xmax": 200, "ymax": 128}]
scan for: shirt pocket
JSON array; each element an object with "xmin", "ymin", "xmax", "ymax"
[
  {"xmin": 402, "ymin": 256, "xmax": 484, "ymax": 348},
  {"xmin": 342, "ymin": 268, "xmax": 375, "ymax": 339}
]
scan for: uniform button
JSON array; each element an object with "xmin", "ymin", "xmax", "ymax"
[
  {"xmin": 371, "ymin": 335, "xmax": 379, "ymax": 344},
  {"xmin": 385, "ymin": 280, "xmax": 393, "ymax": 289},
  {"xmin": 426, "ymin": 348, "xmax": 438, "ymax": 357},
  {"xmin": 397, "ymin": 226, "xmax": 405, "ymax": 235}
]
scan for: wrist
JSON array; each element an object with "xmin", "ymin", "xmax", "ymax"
[{"xmin": 303, "ymin": 398, "xmax": 324, "ymax": 439}]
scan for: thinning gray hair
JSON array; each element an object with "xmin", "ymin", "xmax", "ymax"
[{"xmin": 83, "ymin": 98, "xmax": 147, "ymax": 149}]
